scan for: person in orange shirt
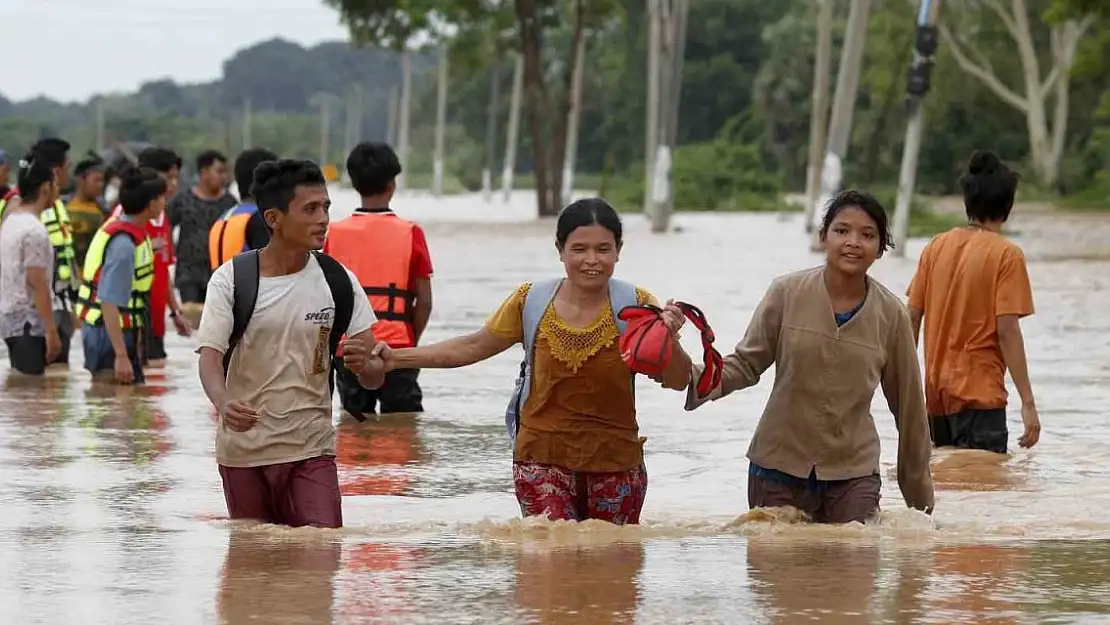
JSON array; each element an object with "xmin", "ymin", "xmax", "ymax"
[
  {"xmin": 325, "ymin": 142, "xmax": 433, "ymax": 415},
  {"xmin": 907, "ymin": 150, "xmax": 1041, "ymax": 454}
]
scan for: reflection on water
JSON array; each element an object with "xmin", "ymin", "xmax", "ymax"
[{"xmin": 2, "ymin": 193, "xmax": 1110, "ymax": 623}]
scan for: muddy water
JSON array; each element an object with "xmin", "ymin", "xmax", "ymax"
[{"xmin": 2, "ymin": 190, "xmax": 1110, "ymax": 624}]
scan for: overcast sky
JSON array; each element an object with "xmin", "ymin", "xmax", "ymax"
[{"xmin": 1, "ymin": 0, "xmax": 352, "ymax": 103}]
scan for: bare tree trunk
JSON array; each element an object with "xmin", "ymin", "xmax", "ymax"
[
  {"xmin": 515, "ymin": 0, "xmax": 554, "ymax": 216},
  {"xmin": 548, "ymin": 0, "xmax": 587, "ymax": 214}
]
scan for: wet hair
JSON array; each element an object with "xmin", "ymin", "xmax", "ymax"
[
  {"xmin": 196, "ymin": 149, "xmax": 226, "ymax": 172},
  {"xmin": 137, "ymin": 146, "xmax": 182, "ymax": 174},
  {"xmin": 251, "ymin": 159, "xmax": 327, "ymax": 214},
  {"xmin": 819, "ymin": 189, "xmax": 894, "ymax": 252},
  {"xmin": 233, "ymin": 147, "xmax": 278, "ymax": 200},
  {"xmin": 117, "ymin": 165, "xmax": 168, "ymax": 215},
  {"xmin": 959, "ymin": 150, "xmax": 1019, "ymax": 223},
  {"xmin": 555, "ymin": 198, "xmax": 623, "ymax": 249},
  {"xmin": 346, "ymin": 142, "xmax": 402, "ymax": 197},
  {"xmin": 16, "ymin": 156, "xmax": 55, "ymax": 202},
  {"xmin": 29, "ymin": 137, "xmax": 71, "ymax": 170}
]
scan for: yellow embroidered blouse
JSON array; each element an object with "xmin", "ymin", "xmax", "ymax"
[{"xmin": 486, "ymin": 282, "xmax": 658, "ymax": 473}]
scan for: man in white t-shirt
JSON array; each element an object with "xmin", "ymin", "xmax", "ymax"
[{"xmin": 194, "ymin": 158, "xmax": 384, "ymax": 529}]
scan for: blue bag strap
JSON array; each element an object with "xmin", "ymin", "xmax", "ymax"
[
  {"xmin": 521, "ymin": 279, "xmax": 562, "ymax": 364},
  {"xmin": 608, "ymin": 278, "xmax": 638, "ymax": 334}
]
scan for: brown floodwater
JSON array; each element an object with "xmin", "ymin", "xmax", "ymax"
[{"xmin": 2, "ymin": 190, "xmax": 1109, "ymax": 624}]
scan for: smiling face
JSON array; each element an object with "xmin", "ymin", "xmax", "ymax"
[
  {"xmin": 266, "ymin": 183, "xmax": 331, "ymax": 250},
  {"xmin": 557, "ymin": 223, "xmax": 621, "ymax": 290},
  {"xmin": 821, "ymin": 205, "xmax": 882, "ymax": 276}
]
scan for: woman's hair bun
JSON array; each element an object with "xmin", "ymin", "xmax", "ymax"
[{"xmin": 967, "ymin": 150, "xmax": 1001, "ymax": 175}]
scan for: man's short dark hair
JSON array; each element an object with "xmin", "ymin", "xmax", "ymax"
[
  {"xmin": 118, "ymin": 165, "xmax": 168, "ymax": 215},
  {"xmin": 30, "ymin": 137, "xmax": 71, "ymax": 170},
  {"xmin": 137, "ymin": 146, "xmax": 182, "ymax": 174},
  {"xmin": 251, "ymin": 159, "xmax": 327, "ymax": 214},
  {"xmin": 234, "ymin": 147, "xmax": 279, "ymax": 200},
  {"xmin": 196, "ymin": 149, "xmax": 227, "ymax": 172},
  {"xmin": 346, "ymin": 142, "xmax": 402, "ymax": 197},
  {"xmin": 75, "ymin": 153, "xmax": 105, "ymax": 178}
]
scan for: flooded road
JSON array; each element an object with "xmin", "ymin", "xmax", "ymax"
[{"xmin": 2, "ymin": 189, "xmax": 1110, "ymax": 624}]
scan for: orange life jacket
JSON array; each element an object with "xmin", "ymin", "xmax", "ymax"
[
  {"xmin": 326, "ymin": 210, "xmax": 417, "ymax": 348},
  {"xmin": 208, "ymin": 202, "xmax": 258, "ymax": 270}
]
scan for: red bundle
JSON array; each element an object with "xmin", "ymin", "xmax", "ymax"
[{"xmin": 617, "ymin": 302, "xmax": 723, "ymax": 398}]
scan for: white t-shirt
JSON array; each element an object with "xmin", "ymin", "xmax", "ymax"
[
  {"xmin": 195, "ymin": 254, "xmax": 376, "ymax": 467},
  {"xmin": 0, "ymin": 211, "xmax": 54, "ymax": 338}
]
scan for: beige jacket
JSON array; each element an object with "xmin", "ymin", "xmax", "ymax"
[{"xmin": 686, "ymin": 267, "xmax": 934, "ymax": 512}]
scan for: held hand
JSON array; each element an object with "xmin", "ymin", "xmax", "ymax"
[
  {"xmin": 370, "ymin": 342, "xmax": 396, "ymax": 373},
  {"xmin": 114, "ymin": 354, "xmax": 134, "ymax": 384},
  {"xmin": 661, "ymin": 299, "xmax": 686, "ymax": 335},
  {"xmin": 1018, "ymin": 402, "xmax": 1041, "ymax": 448},
  {"xmin": 221, "ymin": 400, "xmax": 261, "ymax": 432},
  {"xmin": 45, "ymin": 330, "xmax": 61, "ymax": 363},
  {"xmin": 340, "ymin": 337, "xmax": 371, "ymax": 373},
  {"xmin": 172, "ymin": 312, "xmax": 192, "ymax": 337}
]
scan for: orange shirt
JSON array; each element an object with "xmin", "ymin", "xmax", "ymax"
[
  {"xmin": 486, "ymin": 282, "xmax": 657, "ymax": 473},
  {"xmin": 907, "ymin": 227, "xmax": 1034, "ymax": 416}
]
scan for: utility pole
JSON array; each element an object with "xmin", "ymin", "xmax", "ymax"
[
  {"xmin": 643, "ymin": 0, "xmax": 661, "ymax": 216},
  {"xmin": 501, "ymin": 54, "xmax": 524, "ymax": 203},
  {"xmin": 561, "ymin": 35, "xmax": 587, "ymax": 206},
  {"xmin": 892, "ymin": 0, "xmax": 943, "ymax": 257},
  {"xmin": 483, "ymin": 58, "xmax": 502, "ymax": 203},
  {"xmin": 310, "ymin": 92, "xmax": 339, "ymax": 167},
  {"xmin": 386, "ymin": 86, "xmax": 399, "ymax": 146},
  {"xmin": 809, "ymin": 0, "xmax": 873, "ymax": 249},
  {"xmin": 94, "ymin": 98, "xmax": 105, "ymax": 152},
  {"xmin": 802, "ymin": 0, "xmax": 836, "ymax": 234},
  {"xmin": 433, "ymin": 44, "xmax": 449, "ymax": 196},
  {"xmin": 648, "ymin": 0, "xmax": 689, "ymax": 234},
  {"xmin": 241, "ymin": 96, "xmax": 252, "ymax": 151},
  {"xmin": 397, "ymin": 50, "xmax": 413, "ymax": 192}
]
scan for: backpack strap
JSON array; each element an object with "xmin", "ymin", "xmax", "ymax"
[
  {"xmin": 224, "ymin": 249, "xmax": 260, "ymax": 377},
  {"xmin": 313, "ymin": 249, "xmax": 355, "ymax": 401},
  {"xmin": 608, "ymin": 278, "xmax": 639, "ymax": 334},
  {"xmin": 521, "ymin": 279, "xmax": 563, "ymax": 366}
]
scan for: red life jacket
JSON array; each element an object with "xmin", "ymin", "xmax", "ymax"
[{"xmin": 617, "ymin": 301, "xmax": 723, "ymax": 398}]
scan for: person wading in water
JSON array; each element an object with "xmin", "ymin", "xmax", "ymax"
[
  {"xmin": 659, "ymin": 190, "xmax": 935, "ymax": 524},
  {"xmin": 194, "ymin": 158, "xmax": 384, "ymax": 529},
  {"xmin": 370, "ymin": 198, "xmax": 683, "ymax": 525},
  {"xmin": 907, "ymin": 150, "xmax": 1040, "ymax": 453}
]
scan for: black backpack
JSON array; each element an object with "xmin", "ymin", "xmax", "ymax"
[{"xmin": 223, "ymin": 250, "xmax": 365, "ymax": 421}]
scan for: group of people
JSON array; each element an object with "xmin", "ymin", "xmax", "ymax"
[{"xmin": 1, "ymin": 136, "xmax": 1040, "ymax": 532}]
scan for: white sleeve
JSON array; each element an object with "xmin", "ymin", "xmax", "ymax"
[
  {"xmin": 345, "ymin": 267, "xmax": 377, "ymax": 337},
  {"xmin": 194, "ymin": 263, "xmax": 236, "ymax": 354}
]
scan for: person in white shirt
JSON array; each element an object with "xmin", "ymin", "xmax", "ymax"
[{"xmin": 194, "ymin": 158, "xmax": 385, "ymax": 529}]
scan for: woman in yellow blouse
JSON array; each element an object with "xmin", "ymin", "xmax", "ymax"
[{"xmin": 373, "ymin": 198, "xmax": 675, "ymax": 525}]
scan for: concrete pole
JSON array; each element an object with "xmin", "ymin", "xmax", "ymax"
[
  {"xmin": 501, "ymin": 54, "xmax": 524, "ymax": 203},
  {"xmin": 94, "ymin": 99, "xmax": 105, "ymax": 152},
  {"xmin": 318, "ymin": 97, "xmax": 330, "ymax": 166},
  {"xmin": 483, "ymin": 59, "xmax": 502, "ymax": 203},
  {"xmin": 643, "ymin": 0, "xmax": 661, "ymax": 216},
  {"xmin": 803, "ymin": 0, "xmax": 835, "ymax": 234},
  {"xmin": 561, "ymin": 35, "xmax": 587, "ymax": 206},
  {"xmin": 891, "ymin": 0, "xmax": 943, "ymax": 257},
  {"xmin": 397, "ymin": 50, "xmax": 413, "ymax": 192},
  {"xmin": 386, "ymin": 86, "xmax": 399, "ymax": 146},
  {"xmin": 648, "ymin": 0, "xmax": 688, "ymax": 234},
  {"xmin": 809, "ymin": 0, "xmax": 873, "ymax": 249},
  {"xmin": 241, "ymin": 96, "xmax": 252, "ymax": 150},
  {"xmin": 433, "ymin": 44, "xmax": 449, "ymax": 196}
]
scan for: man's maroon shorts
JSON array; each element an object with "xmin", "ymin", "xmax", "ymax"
[{"xmin": 218, "ymin": 455, "xmax": 343, "ymax": 528}]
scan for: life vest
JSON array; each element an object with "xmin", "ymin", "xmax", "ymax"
[
  {"xmin": 208, "ymin": 202, "xmax": 258, "ymax": 270},
  {"xmin": 617, "ymin": 301, "xmax": 723, "ymax": 398},
  {"xmin": 325, "ymin": 211, "xmax": 418, "ymax": 348},
  {"xmin": 1, "ymin": 192, "xmax": 78, "ymax": 295},
  {"xmin": 75, "ymin": 218, "xmax": 156, "ymax": 328},
  {"xmin": 503, "ymin": 278, "xmax": 638, "ymax": 442}
]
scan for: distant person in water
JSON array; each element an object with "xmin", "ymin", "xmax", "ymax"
[
  {"xmin": 907, "ymin": 150, "xmax": 1040, "ymax": 453},
  {"xmin": 167, "ymin": 149, "xmax": 236, "ymax": 305},
  {"xmin": 661, "ymin": 190, "xmax": 934, "ymax": 524},
  {"xmin": 194, "ymin": 158, "xmax": 383, "ymax": 529},
  {"xmin": 325, "ymin": 142, "xmax": 434, "ymax": 416},
  {"xmin": 370, "ymin": 198, "xmax": 681, "ymax": 525}
]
